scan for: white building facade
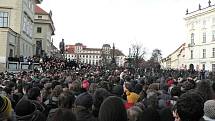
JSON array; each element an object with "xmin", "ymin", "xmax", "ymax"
[
  {"xmin": 160, "ymin": 43, "xmax": 185, "ymax": 70},
  {"xmin": 184, "ymin": 3, "xmax": 215, "ymax": 71},
  {"xmin": 66, "ymin": 43, "xmax": 125, "ymax": 67}
]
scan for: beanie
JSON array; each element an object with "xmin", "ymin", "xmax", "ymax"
[
  {"xmin": 15, "ymin": 99, "xmax": 36, "ymax": 116},
  {"xmin": 126, "ymin": 91, "xmax": 140, "ymax": 104},
  {"xmin": 112, "ymin": 85, "xmax": 123, "ymax": 97},
  {"xmin": 204, "ymin": 100, "xmax": 215, "ymax": 119},
  {"xmin": 0, "ymin": 96, "xmax": 12, "ymax": 119},
  {"xmin": 75, "ymin": 92, "xmax": 93, "ymax": 109}
]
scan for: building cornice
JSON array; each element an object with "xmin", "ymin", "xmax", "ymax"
[
  {"xmin": 0, "ymin": 6, "xmax": 13, "ymax": 9},
  {"xmin": 185, "ymin": 5, "xmax": 215, "ymax": 20}
]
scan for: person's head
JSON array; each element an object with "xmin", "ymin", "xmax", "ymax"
[
  {"xmin": 170, "ymin": 86, "xmax": 181, "ymax": 97},
  {"xmin": 146, "ymin": 91, "xmax": 159, "ymax": 109},
  {"xmin": 58, "ymin": 91, "xmax": 75, "ymax": 109},
  {"xmin": 68, "ymin": 81, "xmax": 81, "ymax": 92},
  {"xmin": 15, "ymin": 100, "xmax": 46, "ymax": 121},
  {"xmin": 99, "ymin": 96, "xmax": 127, "ymax": 121},
  {"xmin": 75, "ymin": 92, "xmax": 93, "ymax": 110},
  {"xmin": 0, "ymin": 96, "xmax": 12, "ymax": 121},
  {"xmin": 82, "ymin": 80, "xmax": 90, "ymax": 91},
  {"xmin": 123, "ymin": 82, "xmax": 134, "ymax": 93},
  {"xmin": 126, "ymin": 92, "xmax": 140, "ymax": 104},
  {"xmin": 112, "ymin": 85, "xmax": 124, "ymax": 97},
  {"xmin": 127, "ymin": 106, "xmax": 142, "ymax": 121},
  {"xmin": 196, "ymin": 80, "xmax": 213, "ymax": 102},
  {"xmin": 137, "ymin": 107, "xmax": 160, "ymax": 121},
  {"xmin": 175, "ymin": 91, "xmax": 204, "ymax": 121},
  {"xmin": 28, "ymin": 87, "xmax": 41, "ymax": 102},
  {"xmin": 93, "ymin": 88, "xmax": 110, "ymax": 109},
  {"xmin": 204, "ymin": 100, "xmax": 215, "ymax": 119},
  {"xmin": 51, "ymin": 85, "xmax": 63, "ymax": 97},
  {"xmin": 52, "ymin": 108, "xmax": 76, "ymax": 121}
]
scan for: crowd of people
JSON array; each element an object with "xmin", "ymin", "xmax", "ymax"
[{"xmin": 0, "ymin": 56, "xmax": 215, "ymax": 121}]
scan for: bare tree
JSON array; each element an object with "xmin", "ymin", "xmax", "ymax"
[
  {"xmin": 128, "ymin": 43, "xmax": 146, "ymax": 70},
  {"xmin": 150, "ymin": 49, "xmax": 162, "ymax": 62}
]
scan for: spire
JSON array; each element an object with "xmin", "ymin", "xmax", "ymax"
[
  {"xmin": 209, "ymin": 0, "xmax": 211, "ymax": 7},
  {"xmin": 186, "ymin": 8, "xmax": 189, "ymax": 15},
  {"xmin": 199, "ymin": 4, "xmax": 201, "ymax": 10},
  {"xmin": 111, "ymin": 43, "xmax": 116, "ymax": 65}
]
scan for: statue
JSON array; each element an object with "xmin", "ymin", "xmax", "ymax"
[
  {"xmin": 59, "ymin": 39, "xmax": 65, "ymax": 54},
  {"xmin": 209, "ymin": 0, "xmax": 211, "ymax": 7}
]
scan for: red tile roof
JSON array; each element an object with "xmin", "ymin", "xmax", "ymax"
[{"xmin": 35, "ymin": 5, "xmax": 48, "ymax": 14}]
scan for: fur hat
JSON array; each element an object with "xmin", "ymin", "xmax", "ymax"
[
  {"xmin": 126, "ymin": 91, "xmax": 140, "ymax": 104},
  {"xmin": 204, "ymin": 100, "xmax": 215, "ymax": 119},
  {"xmin": 0, "ymin": 96, "xmax": 12, "ymax": 120}
]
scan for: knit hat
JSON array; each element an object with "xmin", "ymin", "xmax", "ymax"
[
  {"xmin": 126, "ymin": 91, "xmax": 140, "ymax": 104},
  {"xmin": 112, "ymin": 85, "xmax": 123, "ymax": 97},
  {"xmin": 0, "ymin": 96, "xmax": 12, "ymax": 119},
  {"xmin": 15, "ymin": 99, "xmax": 36, "ymax": 116},
  {"xmin": 15, "ymin": 99, "xmax": 46, "ymax": 121},
  {"xmin": 82, "ymin": 80, "xmax": 90, "ymax": 90},
  {"xmin": 204, "ymin": 100, "xmax": 215, "ymax": 119},
  {"xmin": 75, "ymin": 92, "xmax": 93, "ymax": 109}
]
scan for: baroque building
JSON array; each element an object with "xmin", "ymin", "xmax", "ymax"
[{"xmin": 65, "ymin": 43, "xmax": 125, "ymax": 66}]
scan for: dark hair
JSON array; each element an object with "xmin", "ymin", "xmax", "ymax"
[
  {"xmin": 23, "ymin": 83, "xmax": 32, "ymax": 94},
  {"xmin": 28, "ymin": 87, "xmax": 41, "ymax": 100},
  {"xmin": 53, "ymin": 108, "xmax": 76, "ymax": 121},
  {"xmin": 99, "ymin": 96, "xmax": 127, "ymax": 121},
  {"xmin": 124, "ymin": 82, "xmax": 134, "ymax": 92},
  {"xmin": 170, "ymin": 86, "xmax": 181, "ymax": 97},
  {"xmin": 58, "ymin": 91, "xmax": 75, "ymax": 109},
  {"xmin": 176, "ymin": 91, "xmax": 204, "ymax": 121},
  {"xmin": 137, "ymin": 107, "xmax": 160, "ymax": 121},
  {"xmin": 93, "ymin": 88, "xmax": 110, "ymax": 117},
  {"xmin": 196, "ymin": 80, "xmax": 213, "ymax": 102}
]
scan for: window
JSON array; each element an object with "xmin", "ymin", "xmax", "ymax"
[
  {"xmin": 191, "ymin": 50, "xmax": 193, "ymax": 59},
  {"xmin": 212, "ymin": 64, "xmax": 215, "ymax": 72},
  {"xmin": 203, "ymin": 49, "xmax": 206, "ymax": 58},
  {"xmin": 203, "ymin": 32, "xmax": 206, "ymax": 43},
  {"xmin": 23, "ymin": 16, "xmax": 27, "ymax": 32},
  {"xmin": 0, "ymin": 12, "xmax": 8, "ymax": 27},
  {"xmin": 38, "ymin": 16, "xmax": 42, "ymax": 19},
  {"xmin": 212, "ymin": 31, "xmax": 215, "ymax": 41},
  {"xmin": 213, "ymin": 48, "xmax": 215, "ymax": 58},
  {"xmin": 191, "ymin": 33, "xmax": 194, "ymax": 44},
  {"xmin": 203, "ymin": 64, "xmax": 206, "ymax": 70},
  {"xmin": 37, "ymin": 27, "xmax": 42, "ymax": 33},
  {"xmin": 9, "ymin": 49, "xmax": 13, "ymax": 57}
]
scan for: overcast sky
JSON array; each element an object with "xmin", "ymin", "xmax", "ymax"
[{"xmin": 40, "ymin": 0, "xmax": 213, "ymax": 59}]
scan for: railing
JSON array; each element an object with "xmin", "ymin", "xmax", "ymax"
[{"xmin": 7, "ymin": 61, "xmax": 40, "ymax": 72}]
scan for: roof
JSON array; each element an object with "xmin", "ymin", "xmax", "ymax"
[
  {"xmin": 35, "ymin": 5, "xmax": 48, "ymax": 14},
  {"xmin": 102, "ymin": 44, "xmax": 111, "ymax": 48},
  {"xmin": 110, "ymin": 49, "xmax": 125, "ymax": 56},
  {"xmin": 75, "ymin": 43, "xmax": 83, "ymax": 46},
  {"xmin": 83, "ymin": 48, "xmax": 101, "ymax": 51}
]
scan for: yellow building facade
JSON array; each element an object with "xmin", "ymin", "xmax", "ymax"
[{"xmin": 0, "ymin": 0, "xmax": 42, "ymax": 71}]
